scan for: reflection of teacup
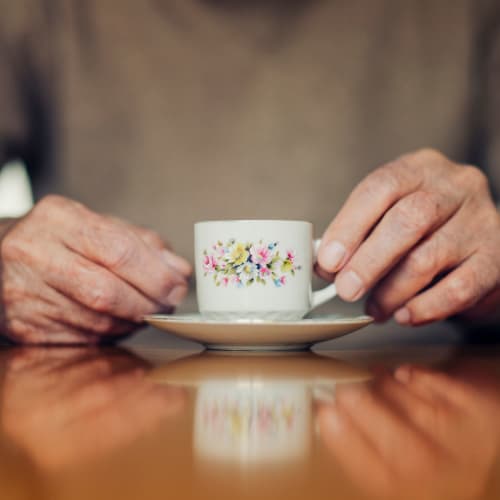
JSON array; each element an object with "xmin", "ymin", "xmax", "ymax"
[
  {"xmin": 149, "ymin": 351, "xmax": 372, "ymax": 466},
  {"xmin": 194, "ymin": 381, "xmax": 310, "ymax": 463}
]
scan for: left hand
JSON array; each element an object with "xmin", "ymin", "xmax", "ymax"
[{"xmin": 317, "ymin": 148, "xmax": 500, "ymax": 325}]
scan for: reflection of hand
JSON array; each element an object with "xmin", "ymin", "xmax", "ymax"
[
  {"xmin": 0, "ymin": 195, "xmax": 191, "ymax": 343},
  {"xmin": 317, "ymin": 149, "xmax": 500, "ymax": 325},
  {"xmin": 317, "ymin": 363, "xmax": 500, "ymax": 500},
  {"xmin": 0, "ymin": 348, "xmax": 185, "ymax": 469}
]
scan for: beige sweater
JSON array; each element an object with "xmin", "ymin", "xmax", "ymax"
[{"xmin": 1, "ymin": 0, "xmax": 500, "ymax": 263}]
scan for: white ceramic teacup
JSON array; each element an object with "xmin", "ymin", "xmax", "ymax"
[{"xmin": 194, "ymin": 220, "xmax": 337, "ymax": 321}]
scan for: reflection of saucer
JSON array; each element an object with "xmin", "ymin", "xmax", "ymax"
[
  {"xmin": 150, "ymin": 352, "xmax": 371, "ymax": 465},
  {"xmin": 148, "ymin": 351, "xmax": 371, "ymax": 387},
  {"xmin": 144, "ymin": 313, "xmax": 373, "ymax": 351}
]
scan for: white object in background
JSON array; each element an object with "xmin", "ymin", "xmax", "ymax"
[{"xmin": 0, "ymin": 161, "xmax": 34, "ymax": 217}]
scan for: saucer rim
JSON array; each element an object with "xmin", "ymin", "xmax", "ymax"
[{"xmin": 143, "ymin": 313, "xmax": 374, "ymax": 326}]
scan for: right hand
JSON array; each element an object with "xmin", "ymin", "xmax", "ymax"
[{"xmin": 0, "ymin": 195, "xmax": 192, "ymax": 344}]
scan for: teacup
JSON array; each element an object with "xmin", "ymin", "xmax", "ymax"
[{"xmin": 194, "ymin": 220, "xmax": 337, "ymax": 321}]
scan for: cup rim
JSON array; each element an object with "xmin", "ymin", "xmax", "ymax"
[{"xmin": 195, "ymin": 219, "xmax": 312, "ymax": 226}]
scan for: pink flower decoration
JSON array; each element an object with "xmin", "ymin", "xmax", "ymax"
[
  {"xmin": 203, "ymin": 255, "xmax": 217, "ymax": 273},
  {"xmin": 222, "ymin": 277, "xmax": 229, "ymax": 287},
  {"xmin": 286, "ymin": 250, "xmax": 295, "ymax": 262},
  {"xmin": 279, "ymin": 276, "xmax": 286, "ymax": 285},
  {"xmin": 260, "ymin": 267, "xmax": 270, "ymax": 277},
  {"xmin": 250, "ymin": 245, "xmax": 272, "ymax": 266}
]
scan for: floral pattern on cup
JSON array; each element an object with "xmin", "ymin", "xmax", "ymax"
[{"xmin": 202, "ymin": 239, "xmax": 302, "ymax": 288}]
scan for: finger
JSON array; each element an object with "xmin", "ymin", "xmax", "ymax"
[
  {"xmin": 335, "ymin": 382, "xmax": 434, "ymax": 460},
  {"xmin": 162, "ymin": 248, "xmax": 192, "ymax": 277},
  {"xmin": 39, "ymin": 286, "xmax": 137, "ymax": 336},
  {"xmin": 317, "ymin": 403, "xmax": 392, "ymax": 489},
  {"xmin": 394, "ymin": 365, "xmax": 474, "ymax": 410},
  {"xmin": 367, "ymin": 213, "xmax": 470, "ymax": 320},
  {"xmin": 314, "ymin": 262, "xmax": 335, "ymax": 282},
  {"xmin": 104, "ymin": 216, "xmax": 192, "ymax": 277},
  {"xmin": 334, "ymin": 191, "xmax": 457, "ymax": 301},
  {"xmin": 318, "ymin": 158, "xmax": 423, "ymax": 273},
  {"xmin": 373, "ymin": 374, "xmax": 452, "ymax": 444},
  {"xmin": 5, "ymin": 316, "xmax": 100, "ymax": 345},
  {"xmin": 61, "ymin": 212, "xmax": 189, "ymax": 307},
  {"xmin": 393, "ymin": 252, "xmax": 500, "ymax": 326},
  {"xmin": 65, "ymin": 369, "xmax": 147, "ymax": 417},
  {"xmin": 41, "ymin": 245, "xmax": 163, "ymax": 321}
]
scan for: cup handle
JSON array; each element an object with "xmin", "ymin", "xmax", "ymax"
[{"xmin": 310, "ymin": 239, "xmax": 337, "ymax": 310}]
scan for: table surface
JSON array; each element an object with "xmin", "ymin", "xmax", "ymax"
[{"xmin": 1, "ymin": 328, "xmax": 500, "ymax": 500}]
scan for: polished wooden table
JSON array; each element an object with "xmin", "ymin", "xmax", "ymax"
[{"xmin": 0, "ymin": 327, "xmax": 499, "ymax": 500}]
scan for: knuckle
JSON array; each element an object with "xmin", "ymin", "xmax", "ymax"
[
  {"xmin": 105, "ymin": 234, "xmax": 137, "ymax": 269},
  {"xmin": 406, "ymin": 245, "xmax": 438, "ymax": 278},
  {"xmin": 139, "ymin": 229, "xmax": 164, "ymax": 249},
  {"xmin": 445, "ymin": 273, "xmax": 475, "ymax": 308},
  {"xmin": 412, "ymin": 147, "xmax": 445, "ymax": 163},
  {"xmin": 459, "ymin": 165, "xmax": 489, "ymax": 192},
  {"xmin": 32, "ymin": 194, "xmax": 67, "ymax": 216},
  {"xmin": 359, "ymin": 163, "xmax": 403, "ymax": 201},
  {"xmin": 0, "ymin": 232, "xmax": 25, "ymax": 262},
  {"xmin": 86, "ymin": 277, "xmax": 119, "ymax": 312},
  {"xmin": 86, "ymin": 220, "xmax": 139, "ymax": 270},
  {"xmin": 391, "ymin": 191, "xmax": 438, "ymax": 234}
]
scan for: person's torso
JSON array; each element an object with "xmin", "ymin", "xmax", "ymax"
[{"xmin": 45, "ymin": 0, "xmax": 476, "ymax": 260}]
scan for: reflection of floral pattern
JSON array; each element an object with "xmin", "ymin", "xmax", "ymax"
[
  {"xmin": 203, "ymin": 239, "xmax": 301, "ymax": 287},
  {"xmin": 201, "ymin": 397, "xmax": 298, "ymax": 439}
]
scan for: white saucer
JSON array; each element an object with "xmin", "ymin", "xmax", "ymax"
[{"xmin": 144, "ymin": 313, "xmax": 373, "ymax": 351}]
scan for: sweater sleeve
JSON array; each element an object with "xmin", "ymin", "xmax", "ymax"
[
  {"xmin": 471, "ymin": 0, "xmax": 500, "ymax": 202},
  {"xmin": 0, "ymin": 2, "xmax": 29, "ymax": 168}
]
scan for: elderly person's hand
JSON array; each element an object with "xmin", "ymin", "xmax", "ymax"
[
  {"xmin": 0, "ymin": 195, "xmax": 191, "ymax": 343},
  {"xmin": 318, "ymin": 149, "xmax": 500, "ymax": 325}
]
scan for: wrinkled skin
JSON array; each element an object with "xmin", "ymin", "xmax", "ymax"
[
  {"xmin": 318, "ymin": 148, "xmax": 500, "ymax": 326},
  {"xmin": 0, "ymin": 195, "xmax": 192, "ymax": 344}
]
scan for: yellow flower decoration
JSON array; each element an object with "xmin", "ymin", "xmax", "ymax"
[{"xmin": 231, "ymin": 243, "xmax": 249, "ymax": 266}]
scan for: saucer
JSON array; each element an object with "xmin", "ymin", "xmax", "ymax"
[
  {"xmin": 148, "ymin": 351, "xmax": 372, "ymax": 386},
  {"xmin": 143, "ymin": 313, "xmax": 373, "ymax": 351}
]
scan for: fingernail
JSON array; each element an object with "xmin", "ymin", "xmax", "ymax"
[
  {"xmin": 166, "ymin": 285, "xmax": 188, "ymax": 306},
  {"xmin": 336, "ymin": 270, "xmax": 364, "ymax": 301},
  {"xmin": 394, "ymin": 307, "xmax": 411, "ymax": 325},
  {"xmin": 321, "ymin": 241, "xmax": 347, "ymax": 272},
  {"xmin": 162, "ymin": 249, "xmax": 192, "ymax": 277}
]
